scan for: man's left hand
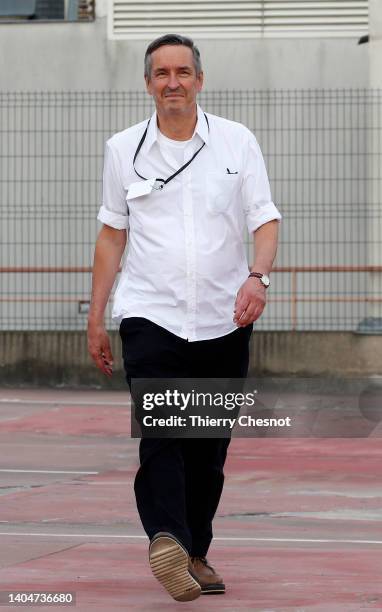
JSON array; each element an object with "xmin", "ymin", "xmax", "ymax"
[{"xmin": 233, "ymin": 277, "xmax": 266, "ymax": 327}]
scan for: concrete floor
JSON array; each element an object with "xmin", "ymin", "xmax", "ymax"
[{"xmin": 0, "ymin": 388, "xmax": 381, "ymax": 611}]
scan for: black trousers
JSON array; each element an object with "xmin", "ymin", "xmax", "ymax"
[{"xmin": 120, "ymin": 317, "xmax": 253, "ymax": 557}]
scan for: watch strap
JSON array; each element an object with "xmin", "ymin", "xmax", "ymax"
[{"xmin": 248, "ymin": 272, "xmax": 270, "ymax": 288}]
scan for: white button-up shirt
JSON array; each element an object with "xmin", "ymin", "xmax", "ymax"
[{"xmin": 97, "ymin": 104, "xmax": 281, "ymax": 342}]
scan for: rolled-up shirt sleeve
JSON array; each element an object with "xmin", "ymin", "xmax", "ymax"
[
  {"xmin": 241, "ymin": 131, "xmax": 281, "ymax": 233},
  {"xmin": 97, "ymin": 139, "xmax": 129, "ymax": 230}
]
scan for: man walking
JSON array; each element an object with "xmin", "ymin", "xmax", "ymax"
[{"xmin": 88, "ymin": 34, "xmax": 281, "ymax": 602}]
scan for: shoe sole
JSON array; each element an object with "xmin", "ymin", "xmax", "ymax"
[
  {"xmin": 201, "ymin": 583, "xmax": 226, "ymax": 594},
  {"xmin": 202, "ymin": 582, "xmax": 225, "ymax": 595},
  {"xmin": 149, "ymin": 535, "xmax": 201, "ymax": 602}
]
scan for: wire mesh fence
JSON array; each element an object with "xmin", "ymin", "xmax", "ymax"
[{"xmin": 0, "ymin": 89, "xmax": 381, "ymax": 331}]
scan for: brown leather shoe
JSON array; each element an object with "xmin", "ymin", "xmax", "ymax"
[
  {"xmin": 190, "ymin": 556, "xmax": 225, "ymax": 594},
  {"xmin": 149, "ymin": 532, "xmax": 201, "ymax": 602}
]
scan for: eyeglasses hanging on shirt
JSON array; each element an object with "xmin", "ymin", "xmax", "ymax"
[{"xmin": 128, "ymin": 112, "xmax": 210, "ymax": 200}]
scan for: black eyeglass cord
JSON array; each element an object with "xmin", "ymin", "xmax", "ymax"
[{"xmin": 133, "ymin": 113, "xmax": 210, "ymax": 189}]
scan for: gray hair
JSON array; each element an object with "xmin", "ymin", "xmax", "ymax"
[{"xmin": 144, "ymin": 33, "xmax": 202, "ymax": 80}]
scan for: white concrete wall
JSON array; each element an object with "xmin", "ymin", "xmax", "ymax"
[
  {"xmin": 0, "ymin": 8, "xmax": 369, "ymax": 92},
  {"xmin": 370, "ymin": 0, "xmax": 382, "ymax": 87}
]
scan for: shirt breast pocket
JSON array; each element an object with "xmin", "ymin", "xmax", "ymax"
[{"xmin": 206, "ymin": 171, "xmax": 240, "ymax": 214}]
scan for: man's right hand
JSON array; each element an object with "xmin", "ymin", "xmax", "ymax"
[
  {"xmin": 87, "ymin": 322, "xmax": 114, "ymax": 377},
  {"xmin": 87, "ymin": 225, "xmax": 127, "ymax": 377}
]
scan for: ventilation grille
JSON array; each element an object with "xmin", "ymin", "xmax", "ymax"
[{"xmin": 109, "ymin": 0, "xmax": 368, "ymax": 39}]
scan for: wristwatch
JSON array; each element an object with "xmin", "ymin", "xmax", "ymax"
[{"xmin": 248, "ymin": 272, "xmax": 270, "ymax": 288}]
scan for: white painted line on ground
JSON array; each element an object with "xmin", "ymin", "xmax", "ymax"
[
  {"xmin": 60, "ymin": 481, "xmax": 128, "ymax": 485},
  {"xmin": 0, "ymin": 399, "xmax": 130, "ymax": 406},
  {"xmin": 0, "ymin": 533, "xmax": 381, "ymax": 545},
  {"xmin": 217, "ymin": 536, "xmax": 382, "ymax": 544},
  {"xmin": 0, "ymin": 469, "xmax": 99, "ymax": 474}
]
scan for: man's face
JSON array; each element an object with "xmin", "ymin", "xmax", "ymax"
[{"xmin": 145, "ymin": 45, "xmax": 203, "ymax": 115}]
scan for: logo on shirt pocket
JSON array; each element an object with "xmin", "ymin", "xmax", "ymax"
[{"xmin": 206, "ymin": 171, "xmax": 240, "ymax": 214}]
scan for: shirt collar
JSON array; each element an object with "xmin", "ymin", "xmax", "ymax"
[
  {"xmin": 144, "ymin": 103, "xmax": 209, "ymax": 153},
  {"xmin": 195, "ymin": 104, "xmax": 210, "ymax": 145}
]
